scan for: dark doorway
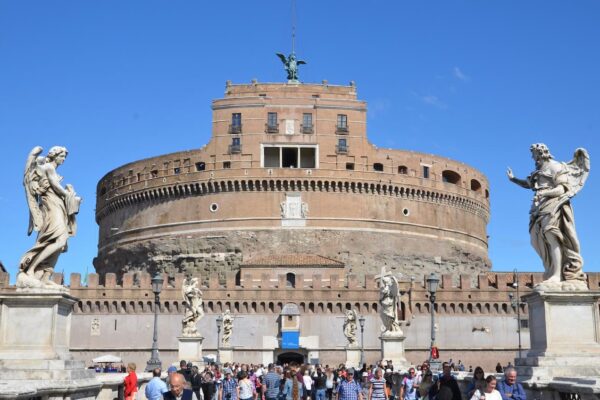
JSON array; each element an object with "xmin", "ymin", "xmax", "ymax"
[{"xmin": 277, "ymin": 351, "xmax": 305, "ymax": 365}]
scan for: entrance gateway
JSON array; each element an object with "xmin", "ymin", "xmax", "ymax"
[{"xmin": 276, "ymin": 350, "xmax": 306, "ymax": 365}]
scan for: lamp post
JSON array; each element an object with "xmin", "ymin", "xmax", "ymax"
[
  {"xmin": 509, "ymin": 268, "xmax": 523, "ymax": 359},
  {"xmin": 358, "ymin": 315, "xmax": 365, "ymax": 367},
  {"xmin": 216, "ymin": 314, "xmax": 223, "ymax": 365},
  {"xmin": 426, "ymin": 273, "xmax": 440, "ymax": 368},
  {"xmin": 145, "ymin": 271, "xmax": 164, "ymax": 372}
]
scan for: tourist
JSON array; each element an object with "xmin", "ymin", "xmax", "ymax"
[
  {"xmin": 191, "ymin": 366, "xmax": 203, "ymax": 400},
  {"xmin": 238, "ymin": 370, "xmax": 257, "ymax": 400},
  {"xmin": 124, "ymin": 362, "xmax": 138, "ymax": 400},
  {"xmin": 284, "ymin": 369, "xmax": 304, "ymax": 400},
  {"xmin": 202, "ymin": 371, "xmax": 217, "ymax": 400},
  {"xmin": 496, "ymin": 368, "xmax": 525, "ymax": 400},
  {"xmin": 417, "ymin": 371, "xmax": 433, "ymax": 400},
  {"xmin": 168, "ymin": 366, "xmax": 179, "ymax": 389},
  {"xmin": 304, "ymin": 370, "xmax": 313, "ymax": 400},
  {"xmin": 179, "ymin": 360, "xmax": 192, "ymax": 383},
  {"xmin": 360, "ymin": 372, "xmax": 370, "ymax": 400},
  {"xmin": 221, "ymin": 368, "xmax": 238, "ymax": 400},
  {"xmin": 495, "ymin": 363, "xmax": 503, "ymax": 374},
  {"xmin": 469, "ymin": 375, "xmax": 502, "ymax": 400},
  {"xmin": 336, "ymin": 368, "xmax": 362, "ymax": 400},
  {"xmin": 368, "ymin": 368, "xmax": 386, "ymax": 400},
  {"xmin": 164, "ymin": 373, "xmax": 199, "ymax": 400},
  {"xmin": 325, "ymin": 368, "xmax": 335, "ymax": 400},
  {"xmin": 465, "ymin": 367, "xmax": 486, "ymax": 399},
  {"xmin": 313, "ymin": 367, "xmax": 327, "ymax": 400},
  {"xmin": 399, "ymin": 368, "xmax": 417, "ymax": 400},
  {"xmin": 264, "ymin": 363, "xmax": 282, "ymax": 400},
  {"xmin": 145, "ymin": 368, "xmax": 168, "ymax": 400},
  {"xmin": 428, "ymin": 363, "xmax": 461, "ymax": 400}
]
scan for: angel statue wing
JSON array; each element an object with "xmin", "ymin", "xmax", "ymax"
[
  {"xmin": 565, "ymin": 148, "xmax": 590, "ymax": 198},
  {"xmin": 276, "ymin": 53, "xmax": 288, "ymax": 66},
  {"xmin": 24, "ymin": 146, "xmax": 44, "ymax": 235},
  {"xmin": 297, "ymin": 60, "xmax": 307, "ymax": 65}
]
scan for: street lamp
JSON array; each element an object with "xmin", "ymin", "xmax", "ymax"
[
  {"xmin": 358, "ymin": 315, "xmax": 365, "ymax": 367},
  {"xmin": 509, "ymin": 268, "xmax": 524, "ymax": 359},
  {"xmin": 145, "ymin": 271, "xmax": 164, "ymax": 372},
  {"xmin": 426, "ymin": 273, "xmax": 440, "ymax": 367},
  {"xmin": 216, "ymin": 314, "xmax": 223, "ymax": 365}
]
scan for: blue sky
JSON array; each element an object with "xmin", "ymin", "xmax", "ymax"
[{"xmin": 1, "ymin": 1, "xmax": 598, "ymax": 281}]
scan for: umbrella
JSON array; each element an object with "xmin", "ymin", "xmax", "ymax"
[{"xmin": 92, "ymin": 354, "xmax": 122, "ymax": 363}]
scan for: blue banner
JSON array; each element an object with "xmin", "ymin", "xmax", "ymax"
[{"xmin": 282, "ymin": 331, "xmax": 300, "ymax": 349}]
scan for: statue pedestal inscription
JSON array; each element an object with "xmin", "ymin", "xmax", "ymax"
[
  {"xmin": 219, "ymin": 346, "xmax": 233, "ymax": 364},
  {"xmin": 178, "ymin": 336, "xmax": 204, "ymax": 365},
  {"xmin": 516, "ymin": 290, "xmax": 600, "ymax": 382},
  {"xmin": 0, "ymin": 291, "xmax": 101, "ymax": 398},
  {"xmin": 345, "ymin": 346, "xmax": 361, "ymax": 369},
  {"xmin": 380, "ymin": 332, "xmax": 410, "ymax": 371}
]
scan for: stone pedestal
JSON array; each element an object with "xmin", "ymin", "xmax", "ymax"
[
  {"xmin": 345, "ymin": 346, "xmax": 361, "ymax": 368},
  {"xmin": 0, "ymin": 291, "xmax": 101, "ymax": 398},
  {"xmin": 516, "ymin": 290, "xmax": 600, "ymax": 383},
  {"xmin": 380, "ymin": 332, "xmax": 410, "ymax": 371},
  {"xmin": 219, "ymin": 346, "xmax": 233, "ymax": 364},
  {"xmin": 178, "ymin": 336, "xmax": 204, "ymax": 365}
]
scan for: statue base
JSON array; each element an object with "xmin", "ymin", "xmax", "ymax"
[
  {"xmin": 0, "ymin": 291, "xmax": 101, "ymax": 398},
  {"xmin": 345, "ymin": 346, "xmax": 361, "ymax": 368},
  {"xmin": 219, "ymin": 346, "xmax": 233, "ymax": 364},
  {"xmin": 516, "ymin": 290, "xmax": 600, "ymax": 383},
  {"xmin": 178, "ymin": 336, "xmax": 204, "ymax": 366},
  {"xmin": 380, "ymin": 331, "xmax": 410, "ymax": 372}
]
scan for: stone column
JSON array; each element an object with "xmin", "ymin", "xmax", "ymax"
[
  {"xmin": 345, "ymin": 346, "xmax": 361, "ymax": 368},
  {"xmin": 0, "ymin": 291, "xmax": 101, "ymax": 397},
  {"xmin": 178, "ymin": 336, "xmax": 204, "ymax": 365},
  {"xmin": 380, "ymin": 331, "xmax": 410, "ymax": 371},
  {"xmin": 516, "ymin": 290, "xmax": 600, "ymax": 382}
]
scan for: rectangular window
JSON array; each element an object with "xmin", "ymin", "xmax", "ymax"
[
  {"xmin": 423, "ymin": 165, "xmax": 430, "ymax": 179},
  {"xmin": 232, "ymin": 137, "xmax": 240, "ymax": 146},
  {"xmin": 223, "ymin": 161, "xmax": 231, "ymax": 169},
  {"xmin": 232, "ymin": 113, "xmax": 242, "ymax": 127},
  {"xmin": 337, "ymin": 114, "xmax": 348, "ymax": 129},
  {"xmin": 282, "ymin": 147, "xmax": 298, "ymax": 168},
  {"xmin": 268, "ymin": 112, "xmax": 278, "ymax": 127},
  {"xmin": 195, "ymin": 162, "xmax": 206, "ymax": 171},
  {"xmin": 174, "ymin": 167, "xmax": 181, "ymax": 174},
  {"xmin": 264, "ymin": 147, "xmax": 280, "ymax": 168},
  {"xmin": 302, "ymin": 113, "xmax": 313, "ymax": 134},
  {"xmin": 229, "ymin": 137, "xmax": 241, "ymax": 154},
  {"xmin": 346, "ymin": 162, "xmax": 355, "ymax": 170},
  {"xmin": 300, "ymin": 148, "xmax": 316, "ymax": 168},
  {"xmin": 337, "ymin": 138, "xmax": 348, "ymax": 154}
]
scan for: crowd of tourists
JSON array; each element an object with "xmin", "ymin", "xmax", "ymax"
[{"xmin": 123, "ymin": 359, "xmax": 525, "ymax": 400}]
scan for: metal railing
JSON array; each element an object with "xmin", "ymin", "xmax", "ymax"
[
  {"xmin": 336, "ymin": 145, "xmax": 348, "ymax": 154},
  {"xmin": 228, "ymin": 144, "xmax": 242, "ymax": 154},
  {"xmin": 265, "ymin": 123, "xmax": 279, "ymax": 134},
  {"xmin": 229, "ymin": 124, "xmax": 242, "ymax": 134},
  {"xmin": 336, "ymin": 125, "xmax": 349, "ymax": 134},
  {"xmin": 301, "ymin": 124, "xmax": 313, "ymax": 134}
]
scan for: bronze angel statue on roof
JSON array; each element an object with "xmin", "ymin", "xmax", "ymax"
[
  {"xmin": 276, "ymin": 52, "xmax": 306, "ymax": 82},
  {"xmin": 507, "ymin": 144, "xmax": 590, "ymax": 290},
  {"xmin": 18, "ymin": 146, "xmax": 81, "ymax": 289}
]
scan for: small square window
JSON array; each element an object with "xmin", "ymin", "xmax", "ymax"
[
  {"xmin": 232, "ymin": 137, "xmax": 241, "ymax": 146},
  {"xmin": 195, "ymin": 162, "xmax": 206, "ymax": 171},
  {"xmin": 346, "ymin": 163, "xmax": 354, "ymax": 170},
  {"xmin": 223, "ymin": 161, "xmax": 231, "ymax": 169},
  {"xmin": 174, "ymin": 167, "xmax": 181, "ymax": 174}
]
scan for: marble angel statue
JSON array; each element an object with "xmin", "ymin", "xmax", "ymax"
[
  {"xmin": 343, "ymin": 309, "xmax": 359, "ymax": 347},
  {"xmin": 18, "ymin": 146, "xmax": 81, "ymax": 289},
  {"xmin": 182, "ymin": 276, "xmax": 204, "ymax": 336},
  {"xmin": 377, "ymin": 267, "xmax": 403, "ymax": 334},
  {"xmin": 507, "ymin": 144, "xmax": 590, "ymax": 289},
  {"xmin": 221, "ymin": 309, "xmax": 234, "ymax": 347}
]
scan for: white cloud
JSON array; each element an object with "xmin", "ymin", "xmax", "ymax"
[
  {"xmin": 421, "ymin": 95, "xmax": 447, "ymax": 109},
  {"xmin": 453, "ymin": 67, "xmax": 469, "ymax": 82}
]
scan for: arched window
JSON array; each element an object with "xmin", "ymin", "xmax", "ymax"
[
  {"xmin": 373, "ymin": 163, "xmax": 384, "ymax": 172},
  {"xmin": 442, "ymin": 170, "xmax": 461, "ymax": 184},
  {"xmin": 470, "ymin": 179, "xmax": 482, "ymax": 192},
  {"xmin": 398, "ymin": 165, "xmax": 408, "ymax": 174},
  {"xmin": 286, "ymin": 273, "xmax": 296, "ymax": 288}
]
